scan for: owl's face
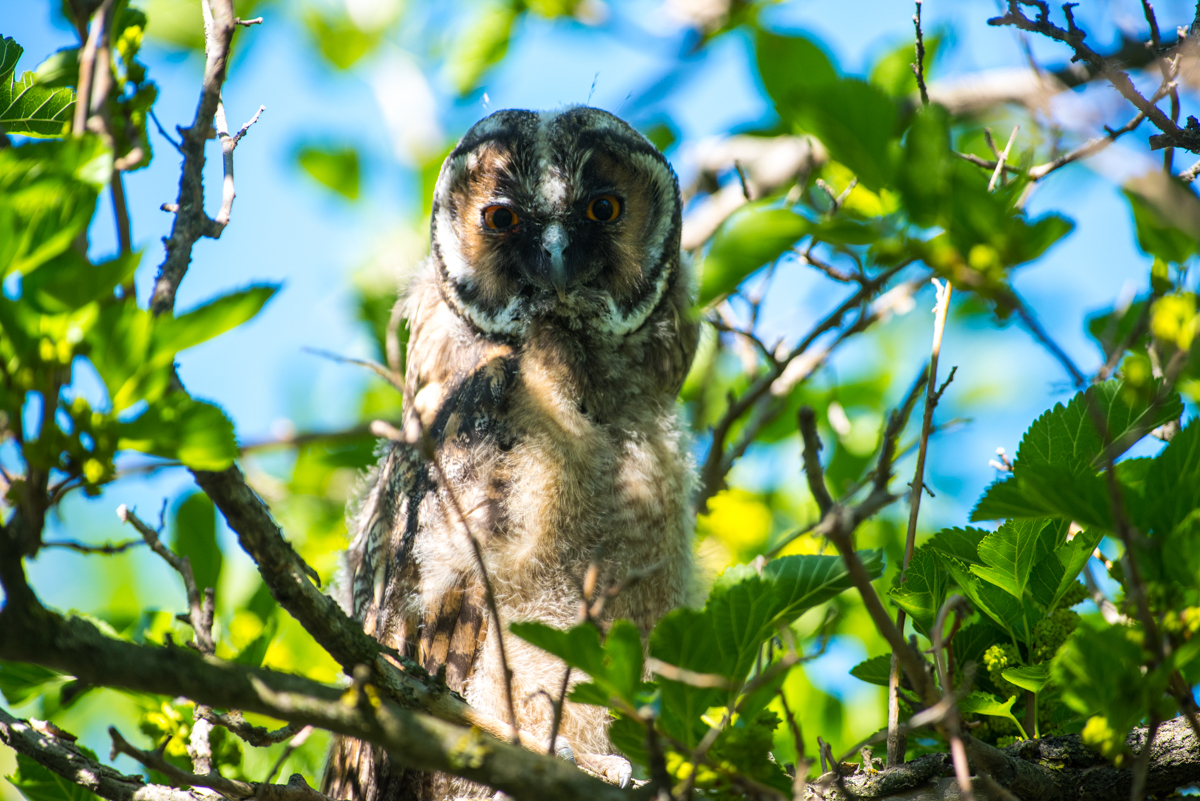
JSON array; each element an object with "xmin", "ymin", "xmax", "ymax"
[{"xmin": 430, "ymin": 107, "xmax": 683, "ymax": 339}]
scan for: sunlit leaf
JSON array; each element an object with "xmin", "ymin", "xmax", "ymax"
[
  {"xmin": 153, "ymin": 284, "xmax": 279, "ymax": 357},
  {"xmin": 849, "ymin": 654, "xmax": 892, "ymax": 687},
  {"xmin": 296, "ymin": 144, "xmax": 361, "ymax": 200},
  {"xmin": 1002, "ymin": 663, "xmax": 1050, "ymax": 694},
  {"xmin": 958, "ymin": 691, "xmax": 1025, "ymax": 737},
  {"xmin": 303, "ymin": 10, "xmax": 383, "ymax": 70},
  {"xmin": 116, "ymin": 395, "xmax": 238, "ymax": 470},
  {"xmin": 0, "ymin": 661, "xmax": 70, "ymax": 707},
  {"xmin": 172, "ymin": 491, "xmax": 222, "ymax": 593},
  {"xmin": 969, "ymin": 518, "xmax": 1059, "ymax": 600},
  {"xmin": 448, "ymin": 1, "xmax": 517, "ymax": 94},
  {"xmin": 888, "ymin": 547, "xmax": 946, "ymax": 636},
  {"xmin": 22, "ymin": 250, "xmax": 140, "ymax": 313},
  {"xmin": 0, "ymin": 37, "xmax": 75, "ymax": 137},
  {"xmin": 698, "ymin": 203, "xmax": 809, "ymax": 305}
]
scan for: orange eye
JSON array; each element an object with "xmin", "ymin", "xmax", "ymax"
[
  {"xmin": 586, "ymin": 195, "xmax": 621, "ymax": 222},
  {"xmin": 483, "ymin": 205, "xmax": 519, "ymax": 230}
]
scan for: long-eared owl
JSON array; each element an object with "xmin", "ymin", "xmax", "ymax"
[{"xmin": 323, "ymin": 106, "xmax": 698, "ymax": 800}]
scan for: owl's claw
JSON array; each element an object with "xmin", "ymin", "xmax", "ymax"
[
  {"xmin": 553, "ymin": 736, "xmax": 576, "ymax": 764},
  {"xmin": 576, "ymin": 753, "xmax": 633, "ymax": 788}
]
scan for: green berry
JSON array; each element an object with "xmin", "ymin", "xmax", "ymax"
[
  {"xmin": 984, "ymin": 643, "xmax": 1020, "ymax": 697},
  {"xmin": 1032, "ymin": 609, "xmax": 1080, "ymax": 663}
]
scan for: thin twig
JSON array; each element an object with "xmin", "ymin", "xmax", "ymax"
[
  {"xmin": 150, "ymin": 0, "xmax": 238, "ymax": 315},
  {"xmin": 413, "ymin": 429, "xmax": 521, "ymax": 744},
  {"xmin": 989, "ymin": 126, "xmax": 1019, "ymax": 192},
  {"xmin": 212, "ymin": 103, "xmax": 265, "ymax": 229},
  {"xmin": 888, "ymin": 279, "xmax": 953, "ymax": 767},
  {"xmin": 116, "ymin": 505, "xmax": 214, "ymax": 655},
  {"xmin": 148, "ymin": 109, "xmax": 184, "ymax": 154},
  {"xmin": 1028, "ymin": 110, "xmax": 1147, "ymax": 180},
  {"xmin": 42, "ymin": 538, "xmax": 143, "ymax": 555},
  {"xmin": 932, "ymin": 595, "xmax": 976, "ymax": 801},
  {"xmin": 912, "ymin": 0, "xmax": 930, "ymax": 105},
  {"xmin": 264, "ymin": 725, "xmax": 313, "ymax": 785},
  {"xmin": 303, "ymin": 348, "xmax": 405, "ymax": 394},
  {"xmin": 196, "ymin": 709, "xmax": 303, "ymax": 748},
  {"xmin": 108, "ymin": 727, "xmax": 330, "ymax": 801}
]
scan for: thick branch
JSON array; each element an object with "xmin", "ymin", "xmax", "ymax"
[
  {"xmin": 0, "ymin": 596, "xmax": 627, "ymax": 801},
  {"xmin": 189, "ymin": 465, "xmax": 527, "ymax": 745},
  {"xmin": 0, "ymin": 708, "xmax": 199, "ymax": 801}
]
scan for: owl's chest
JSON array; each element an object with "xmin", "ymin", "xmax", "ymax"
[{"xmin": 480, "ymin": 347, "xmax": 694, "ymax": 626}]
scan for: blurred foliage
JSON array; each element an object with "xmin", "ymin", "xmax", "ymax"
[
  {"xmin": 295, "ymin": 143, "xmax": 361, "ymax": 200},
  {"xmin": 3, "ymin": 0, "xmax": 1200, "ymax": 799}
]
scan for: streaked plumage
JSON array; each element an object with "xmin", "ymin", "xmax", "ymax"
[{"xmin": 323, "ymin": 107, "xmax": 698, "ymax": 801}]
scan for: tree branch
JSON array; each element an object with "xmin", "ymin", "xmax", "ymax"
[{"xmin": 0, "ymin": 590, "xmax": 629, "ymax": 801}]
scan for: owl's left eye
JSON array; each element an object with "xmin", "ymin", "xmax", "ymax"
[
  {"xmin": 586, "ymin": 195, "xmax": 622, "ymax": 223},
  {"xmin": 483, "ymin": 205, "xmax": 519, "ymax": 230}
]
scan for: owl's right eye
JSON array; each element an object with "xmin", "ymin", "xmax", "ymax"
[{"xmin": 482, "ymin": 205, "xmax": 519, "ymax": 230}]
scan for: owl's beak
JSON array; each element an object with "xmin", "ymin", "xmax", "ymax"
[{"xmin": 541, "ymin": 222, "xmax": 569, "ymax": 302}]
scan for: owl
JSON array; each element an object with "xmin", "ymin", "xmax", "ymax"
[{"xmin": 322, "ymin": 106, "xmax": 698, "ymax": 801}]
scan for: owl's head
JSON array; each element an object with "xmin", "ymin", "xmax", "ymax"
[{"xmin": 430, "ymin": 107, "xmax": 684, "ymax": 339}]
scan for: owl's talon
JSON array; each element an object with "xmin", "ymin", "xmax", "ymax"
[
  {"xmin": 554, "ymin": 736, "xmax": 576, "ymax": 763},
  {"xmin": 576, "ymin": 754, "xmax": 633, "ymax": 788}
]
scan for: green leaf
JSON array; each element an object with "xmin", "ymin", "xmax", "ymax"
[
  {"xmin": 116, "ymin": 395, "xmax": 238, "ymax": 470},
  {"xmin": 510, "ymin": 619, "xmax": 643, "ymax": 706},
  {"xmin": 969, "ymin": 518, "xmax": 1059, "ymax": 600},
  {"xmin": 153, "ymin": 285, "xmax": 279, "ymax": 358},
  {"xmin": 33, "ymin": 48, "xmax": 79, "ymax": 89},
  {"xmin": 302, "ymin": 10, "xmax": 383, "ymax": 70},
  {"xmin": 1029, "ymin": 528, "xmax": 1102, "ymax": 612},
  {"xmin": 1, "ymin": 71, "xmax": 75, "ymax": 136},
  {"xmin": 849, "ymin": 654, "xmax": 893, "ymax": 687},
  {"xmin": 0, "ymin": 36, "xmax": 21, "ymax": 80},
  {"xmin": 0, "ymin": 38, "xmax": 75, "ymax": 137},
  {"xmin": 0, "ymin": 137, "xmax": 107, "ymax": 278},
  {"xmin": 958, "ymin": 691, "xmax": 1026, "ymax": 738},
  {"xmin": 924, "ymin": 527, "xmax": 987, "ymax": 566},
  {"xmin": 791, "ymin": 78, "xmax": 897, "ymax": 191},
  {"xmin": 232, "ymin": 616, "xmax": 277, "ymax": 667},
  {"xmin": 1052, "ymin": 622, "xmax": 1168, "ymax": 739},
  {"xmin": 600, "ymin": 619, "xmax": 644, "ymax": 705},
  {"xmin": 8, "ymin": 753, "xmax": 102, "ymax": 801},
  {"xmin": 171, "ymin": 492, "xmax": 222, "ymax": 592},
  {"xmin": 1002, "ymin": 664, "xmax": 1050, "ymax": 694},
  {"xmin": 1124, "ymin": 187, "xmax": 1200, "ymax": 265},
  {"xmin": 942, "ymin": 557, "xmax": 1036, "ymax": 644},
  {"xmin": 971, "ymin": 381, "xmax": 1183, "ymax": 525},
  {"xmin": 889, "ymin": 547, "xmax": 946, "ymax": 636},
  {"xmin": 697, "ymin": 203, "xmax": 810, "ymax": 305},
  {"xmin": 1138, "ymin": 417, "xmax": 1200, "ymax": 538},
  {"xmin": 296, "ymin": 144, "xmax": 360, "ymax": 200},
  {"xmin": 0, "ymin": 661, "xmax": 70, "ymax": 707},
  {"xmin": 22, "ymin": 250, "xmax": 141, "ymax": 313},
  {"xmin": 447, "ymin": 1, "xmax": 517, "ymax": 94},
  {"xmin": 755, "ymin": 29, "xmax": 838, "ymax": 114},
  {"xmin": 762, "ymin": 549, "xmax": 885, "ymax": 625}
]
